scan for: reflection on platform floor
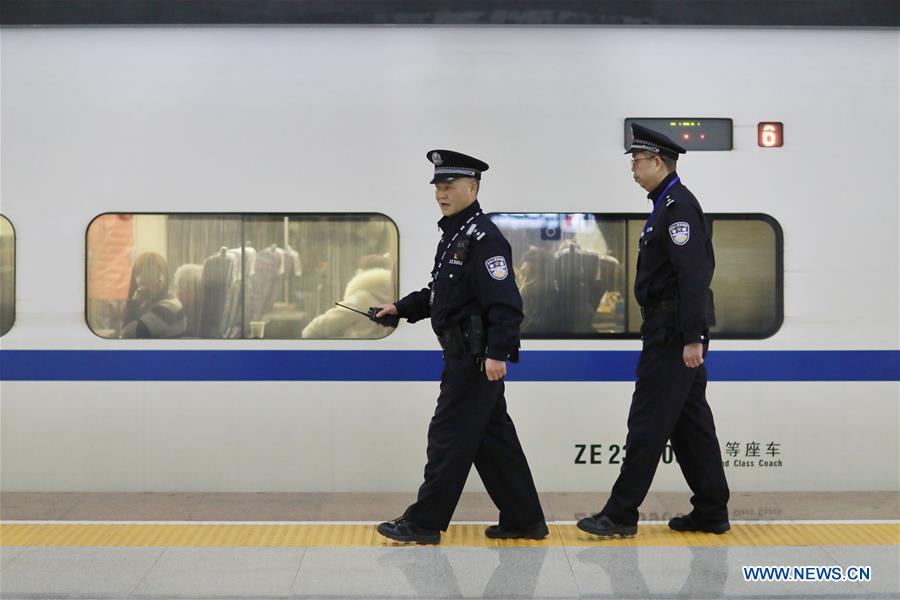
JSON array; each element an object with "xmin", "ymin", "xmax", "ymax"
[{"xmin": 1, "ymin": 543, "xmax": 897, "ymax": 598}]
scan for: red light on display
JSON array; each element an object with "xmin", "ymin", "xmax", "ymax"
[{"xmin": 758, "ymin": 122, "xmax": 783, "ymax": 147}]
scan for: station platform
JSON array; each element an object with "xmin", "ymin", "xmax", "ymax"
[{"xmin": 1, "ymin": 491, "xmax": 897, "ymax": 599}]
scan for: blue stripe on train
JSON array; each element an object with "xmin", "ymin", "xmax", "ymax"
[{"xmin": 0, "ymin": 350, "xmax": 897, "ymax": 381}]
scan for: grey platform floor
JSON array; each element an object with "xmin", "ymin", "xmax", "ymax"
[{"xmin": 1, "ymin": 492, "xmax": 898, "ymax": 599}]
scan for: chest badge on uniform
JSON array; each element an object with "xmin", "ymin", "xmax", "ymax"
[
  {"xmin": 668, "ymin": 221, "xmax": 690, "ymax": 245},
  {"xmin": 485, "ymin": 256, "xmax": 509, "ymax": 280}
]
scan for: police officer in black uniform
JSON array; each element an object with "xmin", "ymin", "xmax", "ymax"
[
  {"xmin": 577, "ymin": 125, "xmax": 730, "ymax": 538},
  {"xmin": 374, "ymin": 150, "xmax": 547, "ymax": 544}
]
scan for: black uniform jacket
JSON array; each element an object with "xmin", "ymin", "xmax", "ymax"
[
  {"xmin": 394, "ymin": 200, "xmax": 523, "ymax": 361},
  {"xmin": 634, "ymin": 172, "xmax": 715, "ymax": 344}
]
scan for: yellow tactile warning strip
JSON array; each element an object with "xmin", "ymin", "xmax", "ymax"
[{"xmin": 1, "ymin": 522, "xmax": 898, "ymax": 548}]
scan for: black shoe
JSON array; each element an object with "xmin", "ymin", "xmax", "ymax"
[
  {"xmin": 668, "ymin": 513, "xmax": 731, "ymax": 534},
  {"xmin": 376, "ymin": 517, "xmax": 441, "ymax": 544},
  {"xmin": 484, "ymin": 521, "xmax": 550, "ymax": 540},
  {"xmin": 576, "ymin": 514, "xmax": 638, "ymax": 538}
]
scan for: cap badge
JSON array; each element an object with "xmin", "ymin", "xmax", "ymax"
[{"xmin": 431, "ymin": 152, "xmax": 443, "ymax": 166}]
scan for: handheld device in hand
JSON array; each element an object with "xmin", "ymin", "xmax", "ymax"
[
  {"xmin": 334, "ymin": 303, "xmax": 398, "ymax": 328},
  {"xmin": 367, "ymin": 307, "xmax": 399, "ymax": 328}
]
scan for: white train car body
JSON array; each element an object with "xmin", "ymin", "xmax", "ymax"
[{"xmin": 0, "ymin": 26, "xmax": 897, "ymax": 494}]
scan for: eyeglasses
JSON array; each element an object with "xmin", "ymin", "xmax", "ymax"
[{"xmin": 630, "ymin": 156, "xmax": 658, "ymax": 167}]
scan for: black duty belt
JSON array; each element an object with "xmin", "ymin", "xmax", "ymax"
[
  {"xmin": 640, "ymin": 299, "xmax": 677, "ymax": 320},
  {"xmin": 438, "ymin": 315, "xmax": 485, "ymax": 359},
  {"xmin": 437, "ymin": 326, "xmax": 465, "ymax": 357}
]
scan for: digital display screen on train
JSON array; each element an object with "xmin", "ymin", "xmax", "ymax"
[{"xmin": 624, "ymin": 118, "xmax": 733, "ymax": 151}]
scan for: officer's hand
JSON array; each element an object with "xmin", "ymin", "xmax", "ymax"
[
  {"xmin": 374, "ymin": 303, "xmax": 398, "ymax": 318},
  {"xmin": 683, "ymin": 343, "xmax": 704, "ymax": 368},
  {"xmin": 484, "ymin": 358, "xmax": 507, "ymax": 381}
]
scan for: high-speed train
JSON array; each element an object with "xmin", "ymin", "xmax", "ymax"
[{"xmin": 0, "ymin": 24, "xmax": 897, "ymax": 498}]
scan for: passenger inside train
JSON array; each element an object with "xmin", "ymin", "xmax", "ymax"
[
  {"xmin": 121, "ymin": 252, "xmax": 186, "ymax": 339},
  {"xmin": 517, "ymin": 246, "xmax": 557, "ymax": 333},
  {"xmin": 302, "ymin": 254, "xmax": 395, "ymax": 338}
]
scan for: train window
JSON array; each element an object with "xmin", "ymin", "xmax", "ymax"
[
  {"xmin": 708, "ymin": 216, "xmax": 783, "ymax": 338},
  {"xmin": 0, "ymin": 215, "xmax": 14, "ymax": 337},
  {"xmin": 85, "ymin": 213, "xmax": 398, "ymax": 340},
  {"xmin": 87, "ymin": 214, "xmax": 242, "ymax": 339},
  {"xmin": 243, "ymin": 214, "xmax": 398, "ymax": 339},
  {"xmin": 490, "ymin": 213, "xmax": 782, "ymax": 339},
  {"xmin": 490, "ymin": 213, "xmax": 628, "ymax": 337}
]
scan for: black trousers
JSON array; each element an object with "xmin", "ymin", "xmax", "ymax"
[
  {"xmin": 404, "ymin": 356, "xmax": 545, "ymax": 531},
  {"xmin": 601, "ymin": 327, "xmax": 730, "ymax": 526}
]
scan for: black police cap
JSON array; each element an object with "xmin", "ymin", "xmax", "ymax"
[
  {"xmin": 427, "ymin": 149, "xmax": 489, "ymax": 184},
  {"xmin": 625, "ymin": 124, "xmax": 687, "ymax": 160}
]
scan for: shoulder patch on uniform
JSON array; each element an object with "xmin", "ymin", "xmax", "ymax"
[
  {"xmin": 485, "ymin": 256, "xmax": 509, "ymax": 280},
  {"xmin": 669, "ymin": 221, "xmax": 690, "ymax": 245}
]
